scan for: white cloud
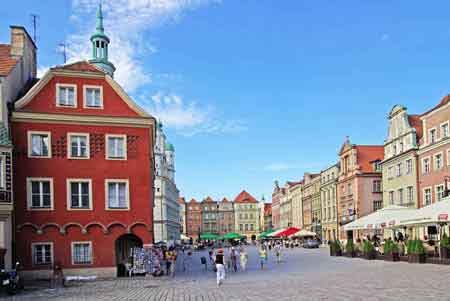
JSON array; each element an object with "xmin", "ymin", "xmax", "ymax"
[
  {"xmin": 142, "ymin": 91, "xmax": 247, "ymax": 136},
  {"xmin": 68, "ymin": 0, "xmax": 220, "ymax": 92}
]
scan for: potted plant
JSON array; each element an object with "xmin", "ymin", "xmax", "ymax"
[
  {"xmin": 384, "ymin": 240, "xmax": 400, "ymax": 262},
  {"xmin": 408, "ymin": 239, "xmax": 426, "ymax": 264},
  {"xmin": 362, "ymin": 240, "xmax": 376, "ymax": 260},
  {"xmin": 345, "ymin": 240, "xmax": 356, "ymax": 257},
  {"xmin": 440, "ymin": 233, "xmax": 450, "ymax": 259},
  {"xmin": 330, "ymin": 240, "xmax": 342, "ymax": 256}
]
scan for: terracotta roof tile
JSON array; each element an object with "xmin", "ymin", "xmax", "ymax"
[
  {"xmin": 220, "ymin": 197, "xmax": 230, "ymax": 203},
  {"xmin": 188, "ymin": 198, "xmax": 198, "ymax": 204},
  {"xmin": 234, "ymin": 190, "xmax": 258, "ymax": 203},
  {"xmin": 0, "ymin": 44, "xmax": 18, "ymax": 76},
  {"xmin": 421, "ymin": 94, "xmax": 450, "ymax": 117},
  {"xmin": 354, "ymin": 145, "xmax": 384, "ymax": 173},
  {"xmin": 51, "ymin": 61, "xmax": 104, "ymax": 73},
  {"xmin": 408, "ymin": 115, "xmax": 423, "ymax": 143},
  {"xmin": 201, "ymin": 196, "xmax": 216, "ymax": 204}
]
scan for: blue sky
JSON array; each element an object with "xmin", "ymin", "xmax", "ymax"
[{"xmin": 2, "ymin": 1, "xmax": 450, "ymax": 202}]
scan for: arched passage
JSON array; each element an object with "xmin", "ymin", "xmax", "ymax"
[{"xmin": 115, "ymin": 233, "xmax": 143, "ymax": 277}]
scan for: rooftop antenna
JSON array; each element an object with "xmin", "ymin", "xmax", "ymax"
[
  {"xmin": 58, "ymin": 42, "xmax": 67, "ymax": 64},
  {"xmin": 30, "ymin": 14, "xmax": 39, "ymax": 45}
]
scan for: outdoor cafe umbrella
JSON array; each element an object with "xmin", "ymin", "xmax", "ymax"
[
  {"xmin": 200, "ymin": 233, "xmax": 219, "ymax": 240},
  {"xmin": 290, "ymin": 229, "xmax": 316, "ymax": 238},
  {"xmin": 258, "ymin": 229, "xmax": 277, "ymax": 239},
  {"xmin": 274, "ymin": 227, "xmax": 300, "ymax": 238},
  {"xmin": 222, "ymin": 232, "xmax": 245, "ymax": 240},
  {"xmin": 268, "ymin": 228, "xmax": 287, "ymax": 238}
]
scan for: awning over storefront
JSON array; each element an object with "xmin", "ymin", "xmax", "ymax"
[
  {"xmin": 274, "ymin": 227, "xmax": 300, "ymax": 238},
  {"xmin": 343, "ymin": 205, "xmax": 415, "ymax": 231},
  {"xmin": 221, "ymin": 232, "xmax": 245, "ymax": 240},
  {"xmin": 200, "ymin": 233, "xmax": 219, "ymax": 240},
  {"xmin": 398, "ymin": 196, "xmax": 450, "ymax": 226},
  {"xmin": 290, "ymin": 229, "xmax": 316, "ymax": 238}
]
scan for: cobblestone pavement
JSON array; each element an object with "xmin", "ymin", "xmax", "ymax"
[{"xmin": 4, "ymin": 246, "xmax": 450, "ymax": 300}]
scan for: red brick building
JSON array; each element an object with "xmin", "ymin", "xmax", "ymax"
[
  {"xmin": 186, "ymin": 198, "xmax": 202, "ymax": 240},
  {"xmin": 12, "ymin": 6, "xmax": 155, "ymax": 278}
]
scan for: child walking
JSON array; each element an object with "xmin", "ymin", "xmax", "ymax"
[{"xmin": 259, "ymin": 246, "xmax": 267, "ymax": 270}]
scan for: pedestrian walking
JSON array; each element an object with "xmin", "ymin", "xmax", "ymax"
[
  {"xmin": 230, "ymin": 247, "xmax": 238, "ymax": 272},
  {"xmin": 239, "ymin": 247, "xmax": 248, "ymax": 272},
  {"xmin": 274, "ymin": 242, "xmax": 282, "ymax": 263},
  {"xmin": 169, "ymin": 248, "xmax": 177, "ymax": 277},
  {"xmin": 259, "ymin": 246, "xmax": 267, "ymax": 270},
  {"xmin": 215, "ymin": 248, "xmax": 226, "ymax": 287},
  {"xmin": 183, "ymin": 251, "xmax": 193, "ymax": 276}
]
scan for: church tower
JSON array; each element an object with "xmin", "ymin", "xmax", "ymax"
[{"xmin": 89, "ymin": 4, "xmax": 116, "ymax": 77}]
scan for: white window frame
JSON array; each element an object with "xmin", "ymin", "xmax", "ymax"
[
  {"xmin": 26, "ymin": 177, "xmax": 54, "ymax": 211},
  {"xmin": 389, "ymin": 190, "xmax": 395, "ymax": 205},
  {"xmin": 406, "ymin": 159, "xmax": 413, "ymax": 175},
  {"xmin": 435, "ymin": 184, "xmax": 445, "ymax": 202},
  {"xmin": 423, "ymin": 187, "xmax": 433, "ymax": 206},
  {"xmin": 434, "ymin": 152, "xmax": 443, "ymax": 171},
  {"xmin": 396, "ymin": 163, "xmax": 402, "ymax": 177},
  {"xmin": 32, "ymin": 242, "xmax": 54, "ymax": 266},
  {"xmin": 28, "ymin": 131, "xmax": 51, "ymax": 158},
  {"xmin": 83, "ymin": 85, "xmax": 103, "ymax": 109},
  {"xmin": 105, "ymin": 179, "xmax": 130, "ymax": 211},
  {"xmin": 429, "ymin": 127, "xmax": 437, "ymax": 144},
  {"xmin": 105, "ymin": 134, "xmax": 127, "ymax": 160},
  {"xmin": 67, "ymin": 179, "xmax": 93, "ymax": 210},
  {"xmin": 440, "ymin": 121, "xmax": 449, "ymax": 140},
  {"xmin": 67, "ymin": 133, "xmax": 90, "ymax": 159},
  {"xmin": 422, "ymin": 156, "xmax": 431, "ymax": 174},
  {"xmin": 71, "ymin": 241, "xmax": 93, "ymax": 265},
  {"xmin": 56, "ymin": 83, "xmax": 77, "ymax": 107}
]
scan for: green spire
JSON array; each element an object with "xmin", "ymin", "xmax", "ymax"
[{"xmin": 96, "ymin": 4, "xmax": 104, "ymax": 33}]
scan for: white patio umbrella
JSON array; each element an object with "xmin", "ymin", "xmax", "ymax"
[
  {"xmin": 398, "ymin": 196, "xmax": 450, "ymax": 226},
  {"xmin": 290, "ymin": 229, "xmax": 316, "ymax": 238},
  {"xmin": 343, "ymin": 205, "xmax": 416, "ymax": 231}
]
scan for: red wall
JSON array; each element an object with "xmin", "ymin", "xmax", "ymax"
[{"xmin": 13, "ymin": 73, "xmax": 154, "ymax": 271}]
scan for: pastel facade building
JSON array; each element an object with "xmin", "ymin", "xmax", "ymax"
[
  {"xmin": 217, "ymin": 198, "xmax": 234, "ymax": 235},
  {"xmin": 271, "ymin": 181, "xmax": 282, "ymax": 229},
  {"xmin": 178, "ymin": 197, "xmax": 186, "ymax": 235},
  {"xmin": 186, "ymin": 199, "xmax": 202, "ymax": 240},
  {"xmin": 320, "ymin": 163, "xmax": 339, "ymax": 241},
  {"xmin": 337, "ymin": 138, "xmax": 383, "ymax": 239},
  {"xmin": 234, "ymin": 190, "xmax": 259, "ymax": 239},
  {"xmin": 279, "ymin": 183, "xmax": 291, "ymax": 228},
  {"xmin": 201, "ymin": 197, "xmax": 218, "ymax": 234},
  {"xmin": 0, "ymin": 25, "xmax": 36, "ymax": 269},
  {"xmin": 418, "ymin": 96, "xmax": 450, "ymax": 209},
  {"xmin": 12, "ymin": 6, "xmax": 155, "ymax": 278},
  {"xmin": 302, "ymin": 173, "xmax": 320, "ymax": 232},
  {"xmin": 381, "ymin": 105, "xmax": 422, "ymax": 209},
  {"xmin": 290, "ymin": 180, "xmax": 303, "ymax": 229}
]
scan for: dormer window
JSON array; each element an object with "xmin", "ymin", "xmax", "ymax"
[
  {"xmin": 84, "ymin": 85, "xmax": 103, "ymax": 108},
  {"xmin": 56, "ymin": 84, "xmax": 77, "ymax": 107}
]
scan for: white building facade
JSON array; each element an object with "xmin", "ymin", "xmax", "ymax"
[{"xmin": 153, "ymin": 122, "xmax": 180, "ymax": 242}]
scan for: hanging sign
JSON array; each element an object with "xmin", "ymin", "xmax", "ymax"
[{"xmin": 438, "ymin": 213, "xmax": 448, "ymax": 221}]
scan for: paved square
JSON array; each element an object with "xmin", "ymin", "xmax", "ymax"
[{"xmin": 5, "ymin": 246, "xmax": 450, "ymax": 300}]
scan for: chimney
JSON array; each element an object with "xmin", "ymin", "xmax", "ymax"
[{"xmin": 9, "ymin": 26, "xmax": 37, "ymax": 77}]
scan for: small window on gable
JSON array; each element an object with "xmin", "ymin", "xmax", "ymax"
[
  {"xmin": 83, "ymin": 86, "xmax": 103, "ymax": 108},
  {"xmin": 56, "ymin": 84, "xmax": 77, "ymax": 107}
]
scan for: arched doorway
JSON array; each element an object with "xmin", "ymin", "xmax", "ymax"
[{"xmin": 115, "ymin": 233, "xmax": 143, "ymax": 277}]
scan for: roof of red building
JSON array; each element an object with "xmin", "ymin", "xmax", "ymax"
[
  {"xmin": 0, "ymin": 44, "xmax": 18, "ymax": 76},
  {"xmin": 354, "ymin": 145, "xmax": 384, "ymax": 173},
  {"xmin": 201, "ymin": 196, "xmax": 216, "ymax": 203},
  {"xmin": 51, "ymin": 61, "xmax": 105, "ymax": 74},
  {"xmin": 287, "ymin": 181, "xmax": 302, "ymax": 187},
  {"xmin": 421, "ymin": 94, "xmax": 450, "ymax": 117},
  {"xmin": 408, "ymin": 114, "xmax": 423, "ymax": 142},
  {"xmin": 264, "ymin": 203, "xmax": 272, "ymax": 214},
  {"xmin": 188, "ymin": 198, "xmax": 198, "ymax": 204},
  {"xmin": 178, "ymin": 197, "xmax": 186, "ymax": 204},
  {"xmin": 234, "ymin": 190, "xmax": 258, "ymax": 203}
]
